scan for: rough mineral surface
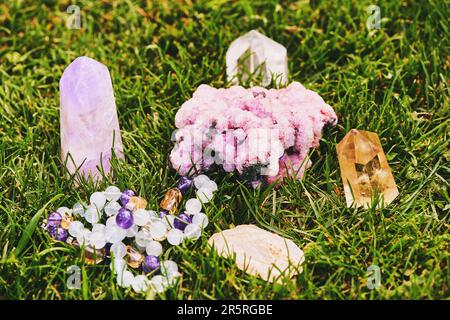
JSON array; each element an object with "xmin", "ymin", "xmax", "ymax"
[
  {"xmin": 208, "ymin": 225, "xmax": 305, "ymax": 282},
  {"xmin": 60, "ymin": 56, "xmax": 123, "ymax": 180},
  {"xmin": 170, "ymin": 82, "xmax": 337, "ymax": 186}
]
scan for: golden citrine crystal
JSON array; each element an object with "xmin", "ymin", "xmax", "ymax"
[
  {"xmin": 125, "ymin": 245, "xmax": 144, "ymax": 268},
  {"xmin": 160, "ymin": 188, "xmax": 182, "ymax": 214},
  {"xmin": 126, "ymin": 196, "xmax": 148, "ymax": 211},
  {"xmin": 336, "ymin": 129, "xmax": 399, "ymax": 208}
]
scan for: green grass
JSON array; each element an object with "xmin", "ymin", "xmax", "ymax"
[{"xmin": 0, "ymin": 0, "xmax": 449, "ymax": 300}]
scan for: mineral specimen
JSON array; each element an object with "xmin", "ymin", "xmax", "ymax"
[
  {"xmin": 170, "ymin": 82, "xmax": 337, "ymax": 186},
  {"xmin": 208, "ymin": 225, "xmax": 305, "ymax": 282},
  {"xmin": 60, "ymin": 56, "xmax": 123, "ymax": 180},
  {"xmin": 226, "ymin": 30, "xmax": 288, "ymax": 86},
  {"xmin": 336, "ymin": 129, "xmax": 399, "ymax": 208}
]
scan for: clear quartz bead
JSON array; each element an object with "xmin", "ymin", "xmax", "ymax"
[
  {"xmin": 185, "ymin": 198, "xmax": 202, "ymax": 214},
  {"xmin": 192, "ymin": 212, "xmax": 209, "ymax": 228},
  {"xmin": 90, "ymin": 192, "xmax": 107, "ymax": 210},
  {"xmin": 145, "ymin": 241, "xmax": 163, "ymax": 256},
  {"xmin": 184, "ymin": 223, "xmax": 201, "ymax": 240},
  {"xmin": 104, "ymin": 201, "xmax": 121, "ymax": 217},
  {"xmin": 167, "ymin": 228, "xmax": 183, "ymax": 246},
  {"xmin": 105, "ymin": 186, "xmax": 121, "ymax": 201}
]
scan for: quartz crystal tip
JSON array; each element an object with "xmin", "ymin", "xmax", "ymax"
[
  {"xmin": 226, "ymin": 30, "xmax": 288, "ymax": 86},
  {"xmin": 60, "ymin": 56, "xmax": 124, "ymax": 181},
  {"xmin": 336, "ymin": 129, "xmax": 399, "ymax": 208}
]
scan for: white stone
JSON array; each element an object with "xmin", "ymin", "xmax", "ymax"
[
  {"xmin": 105, "ymin": 225, "xmax": 126, "ymax": 243},
  {"xmin": 167, "ymin": 229, "xmax": 183, "ymax": 246},
  {"xmin": 149, "ymin": 221, "xmax": 168, "ymax": 241},
  {"xmin": 132, "ymin": 275, "xmax": 149, "ymax": 293},
  {"xmin": 134, "ymin": 209, "xmax": 150, "ymax": 226},
  {"xmin": 57, "ymin": 207, "xmax": 72, "ymax": 216},
  {"xmin": 110, "ymin": 242, "xmax": 127, "ymax": 259},
  {"xmin": 226, "ymin": 30, "xmax": 288, "ymax": 86},
  {"xmin": 184, "ymin": 223, "xmax": 201, "ymax": 240},
  {"xmin": 196, "ymin": 188, "xmax": 213, "ymax": 203},
  {"xmin": 192, "ymin": 212, "xmax": 209, "ymax": 228},
  {"xmin": 185, "ymin": 198, "xmax": 202, "ymax": 214},
  {"xmin": 193, "ymin": 174, "xmax": 210, "ymax": 189},
  {"xmin": 90, "ymin": 192, "xmax": 106, "ymax": 210},
  {"xmin": 149, "ymin": 275, "xmax": 169, "ymax": 293},
  {"xmin": 208, "ymin": 224, "xmax": 305, "ymax": 283},
  {"xmin": 84, "ymin": 205, "xmax": 100, "ymax": 224},
  {"xmin": 105, "ymin": 186, "xmax": 121, "ymax": 201},
  {"xmin": 104, "ymin": 201, "xmax": 121, "ymax": 217},
  {"xmin": 145, "ymin": 241, "xmax": 163, "ymax": 257},
  {"xmin": 68, "ymin": 220, "xmax": 84, "ymax": 238},
  {"xmin": 72, "ymin": 203, "xmax": 85, "ymax": 217}
]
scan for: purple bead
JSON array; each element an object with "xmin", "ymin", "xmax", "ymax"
[
  {"xmin": 177, "ymin": 176, "xmax": 193, "ymax": 195},
  {"xmin": 48, "ymin": 212, "xmax": 62, "ymax": 227},
  {"xmin": 173, "ymin": 213, "xmax": 192, "ymax": 231},
  {"xmin": 48, "ymin": 226, "xmax": 68, "ymax": 242},
  {"xmin": 120, "ymin": 189, "xmax": 135, "ymax": 206},
  {"xmin": 142, "ymin": 255, "xmax": 160, "ymax": 273},
  {"xmin": 159, "ymin": 209, "xmax": 169, "ymax": 218},
  {"xmin": 116, "ymin": 207, "xmax": 134, "ymax": 229}
]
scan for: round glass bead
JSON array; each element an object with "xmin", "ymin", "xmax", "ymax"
[
  {"xmin": 48, "ymin": 212, "xmax": 62, "ymax": 227},
  {"xmin": 142, "ymin": 255, "xmax": 160, "ymax": 274},
  {"xmin": 72, "ymin": 203, "xmax": 85, "ymax": 217},
  {"xmin": 110, "ymin": 242, "xmax": 127, "ymax": 259},
  {"xmin": 149, "ymin": 221, "xmax": 168, "ymax": 241},
  {"xmin": 116, "ymin": 208, "xmax": 134, "ymax": 229},
  {"xmin": 193, "ymin": 175, "xmax": 210, "ymax": 189},
  {"xmin": 120, "ymin": 189, "xmax": 135, "ymax": 206},
  {"xmin": 90, "ymin": 192, "xmax": 106, "ymax": 210},
  {"xmin": 173, "ymin": 213, "xmax": 192, "ymax": 231}
]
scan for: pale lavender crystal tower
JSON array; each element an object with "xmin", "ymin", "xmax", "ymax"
[{"xmin": 60, "ymin": 56, "xmax": 123, "ymax": 180}]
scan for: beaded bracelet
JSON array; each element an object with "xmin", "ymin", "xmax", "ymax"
[{"xmin": 41, "ymin": 174, "xmax": 217, "ymax": 294}]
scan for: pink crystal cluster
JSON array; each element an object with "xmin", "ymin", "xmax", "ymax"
[{"xmin": 170, "ymin": 82, "xmax": 337, "ymax": 186}]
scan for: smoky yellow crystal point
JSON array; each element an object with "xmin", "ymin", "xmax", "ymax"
[
  {"xmin": 336, "ymin": 129, "xmax": 399, "ymax": 208},
  {"xmin": 160, "ymin": 188, "xmax": 182, "ymax": 214}
]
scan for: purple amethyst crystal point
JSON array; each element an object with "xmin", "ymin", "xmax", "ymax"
[
  {"xmin": 60, "ymin": 56, "xmax": 124, "ymax": 180},
  {"xmin": 177, "ymin": 176, "xmax": 193, "ymax": 195}
]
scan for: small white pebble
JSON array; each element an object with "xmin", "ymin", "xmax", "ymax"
[
  {"xmin": 117, "ymin": 270, "xmax": 134, "ymax": 288},
  {"xmin": 72, "ymin": 203, "xmax": 85, "ymax": 217},
  {"xmin": 203, "ymin": 180, "xmax": 218, "ymax": 192},
  {"xmin": 68, "ymin": 220, "xmax": 84, "ymax": 238},
  {"xmin": 185, "ymin": 198, "xmax": 202, "ymax": 214},
  {"xmin": 184, "ymin": 223, "xmax": 201, "ymax": 240},
  {"xmin": 135, "ymin": 230, "xmax": 151, "ymax": 247},
  {"xmin": 104, "ymin": 186, "xmax": 121, "ymax": 202},
  {"xmin": 193, "ymin": 175, "xmax": 210, "ymax": 189},
  {"xmin": 90, "ymin": 192, "xmax": 106, "ymax": 210},
  {"xmin": 192, "ymin": 212, "xmax": 209, "ymax": 228},
  {"xmin": 196, "ymin": 188, "xmax": 213, "ymax": 203},
  {"xmin": 160, "ymin": 260, "xmax": 178, "ymax": 277},
  {"xmin": 132, "ymin": 275, "xmax": 149, "ymax": 293},
  {"xmin": 104, "ymin": 201, "xmax": 121, "ymax": 217},
  {"xmin": 133, "ymin": 209, "xmax": 150, "ymax": 226},
  {"xmin": 149, "ymin": 221, "xmax": 168, "ymax": 241},
  {"xmin": 145, "ymin": 241, "xmax": 163, "ymax": 256},
  {"xmin": 110, "ymin": 242, "xmax": 127, "ymax": 259},
  {"xmin": 167, "ymin": 228, "xmax": 184, "ymax": 246}
]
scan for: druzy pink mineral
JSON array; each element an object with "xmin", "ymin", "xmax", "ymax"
[
  {"xmin": 60, "ymin": 56, "xmax": 124, "ymax": 180},
  {"xmin": 170, "ymin": 82, "xmax": 337, "ymax": 185}
]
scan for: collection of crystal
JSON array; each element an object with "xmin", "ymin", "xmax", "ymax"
[{"xmin": 42, "ymin": 175, "xmax": 218, "ymax": 293}]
